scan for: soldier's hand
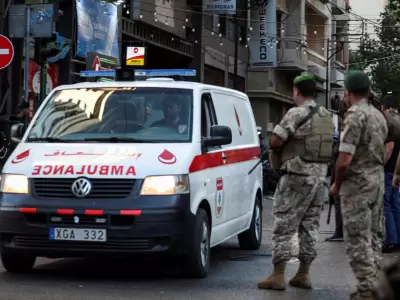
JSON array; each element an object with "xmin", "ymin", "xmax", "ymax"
[
  {"xmin": 393, "ymin": 174, "xmax": 400, "ymax": 188},
  {"xmin": 330, "ymin": 183, "xmax": 339, "ymax": 198}
]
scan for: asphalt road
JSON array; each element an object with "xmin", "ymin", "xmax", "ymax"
[{"xmin": 0, "ymin": 198, "xmax": 396, "ymax": 300}]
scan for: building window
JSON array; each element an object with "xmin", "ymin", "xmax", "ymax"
[
  {"xmin": 122, "ymin": 1, "xmax": 130, "ymax": 18},
  {"xmin": 204, "ymin": 65, "xmax": 225, "ymax": 87},
  {"xmin": 219, "ymin": 15, "xmax": 227, "ymax": 36},
  {"xmin": 213, "ymin": 14, "xmax": 227, "ymax": 36},
  {"xmin": 277, "ymin": 11, "xmax": 282, "ymax": 40}
]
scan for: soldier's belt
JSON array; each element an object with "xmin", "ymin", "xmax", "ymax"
[{"xmin": 280, "ymin": 170, "xmax": 329, "ymax": 187}]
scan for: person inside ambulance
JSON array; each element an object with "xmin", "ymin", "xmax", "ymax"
[
  {"xmin": 150, "ymin": 96, "xmax": 188, "ymax": 133},
  {"xmin": 94, "ymin": 97, "xmax": 143, "ymax": 133}
]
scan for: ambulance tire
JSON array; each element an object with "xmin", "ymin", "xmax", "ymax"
[
  {"xmin": 1, "ymin": 253, "xmax": 36, "ymax": 273},
  {"xmin": 238, "ymin": 197, "xmax": 262, "ymax": 250},
  {"xmin": 181, "ymin": 208, "xmax": 210, "ymax": 279}
]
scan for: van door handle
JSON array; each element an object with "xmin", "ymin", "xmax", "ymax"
[{"xmin": 222, "ymin": 153, "xmax": 227, "ymax": 161}]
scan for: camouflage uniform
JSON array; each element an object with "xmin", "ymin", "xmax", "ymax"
[
  {"xmin": 339, "ymin": 99, "xmax": 387, "ymax": 298},
  {"xmin": 258, "ymin": 99, "xmax": 330, "ymax": 291},
  {"xmin": 271, "ymin": 100, "xmax": 328, "ymax": 265}
]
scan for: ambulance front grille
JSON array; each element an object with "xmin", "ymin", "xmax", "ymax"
[{"xmin": 32, "ymin": 178, "xmax": 135, "ymax": 199}]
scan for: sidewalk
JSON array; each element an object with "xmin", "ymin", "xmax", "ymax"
[{"xmin": 257, "ymin": 197, "xmax": 399, "ymax": 299}]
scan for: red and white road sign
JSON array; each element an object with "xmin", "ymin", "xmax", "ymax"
[{"xmin": 0, "ymin": 35, "xmax": 14, "ymax": 70}]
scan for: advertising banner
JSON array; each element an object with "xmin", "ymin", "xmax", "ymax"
[
  {"xmin": 249, "ymin": 0, "xmax": 277, "ymax": 68},
  {"xmin": 75, "ymin": 0, "xmax": 119, "ymax": 60},
  {"xmin": 203, "ymin": 0, "xmax": 236, "ymax": 15},
  {"xmin": 126, "ymin": 47, "xmax": 146, "ymax": 66},
  {"xmin": 86, "ymin": 52, "xmax": 118, "ymax": 71}
]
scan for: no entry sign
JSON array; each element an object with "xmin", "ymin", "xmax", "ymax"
[{"xmin": 0, "ymin": 35, "xmax": 14, "ymax": 70}]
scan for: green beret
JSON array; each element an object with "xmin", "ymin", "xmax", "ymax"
[
  {"xmin": 294, "ymin": 74, "xmax": 314, "ymax": 85},
  {"xmin": 344, "ymin": 71, "xmax": 370, "ymax": 91}
]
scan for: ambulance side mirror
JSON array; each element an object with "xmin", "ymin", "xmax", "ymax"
[
  {"xmin": 10, "ymin": 123, "xmax": 24, "ymax": 143},
  {"xmin": 204, "ymin": 125, "xmax": 232, "ymax": 147}
]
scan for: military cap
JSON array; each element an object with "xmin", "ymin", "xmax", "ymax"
[
  {"xmin": 344, "ymin": 70, "xmax": 370, "ymax": 91},
  {"xmin": 294, "ymin": 73, "xmax": 314, "ymax": 85}
]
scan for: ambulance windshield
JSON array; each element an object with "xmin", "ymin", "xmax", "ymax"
[{"xmin": 26, "ymin": 87, "xmax": 193, "ymax": 143}]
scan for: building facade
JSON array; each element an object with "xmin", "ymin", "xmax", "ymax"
[
  {"xmin": 121, "ymin": 0, "xmax": 249, "ymax": 91},
  {"xmin": 247, "ymin": 0, "xmax": 349, "ymax": 135}
]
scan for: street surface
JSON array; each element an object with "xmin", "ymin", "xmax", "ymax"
[{"xmin": 0, "ymin": 197, "xmax": 396, "ymax": 300}]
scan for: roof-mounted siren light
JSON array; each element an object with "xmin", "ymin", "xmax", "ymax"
[
  {"xmin": 146, "ymin": 78, "xmax": 175, "ymax": 81},
  {"xmin": 79, "ymin": 69, "xmax": 197, "ymax": 81},
  {"xmin": 135, "ymin": 69, "xmax": 197, "ymax": 80},
  {"xmin": 115, "ymin": 68, "xmax": 135, "ymax": 81}
]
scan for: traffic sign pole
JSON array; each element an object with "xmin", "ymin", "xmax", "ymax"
[
  {"xmin": 39, "ymin": 0, "xmax": 49, "ymax": 104},
  {"xmin": 24, "ymin": 6, "xmax": 31, "ymax": 110}
]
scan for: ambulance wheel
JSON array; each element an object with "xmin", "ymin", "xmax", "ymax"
[
  {"xmin": 1, "ymin": 253, "xmax": 36, "ymax": 273},
  {"xmin": 181, "ymin": 208, "xmax": 210, "ymax": 278},
  {"xmin": 238, "ymin": 197, "xmax": 262, "ymax": 250}
]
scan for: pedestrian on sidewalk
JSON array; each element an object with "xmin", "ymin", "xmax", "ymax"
[
  {"xmin": 258, "ymin": 74, "xmax": 334, "ymax": 291},
  {"xmin": 380, "ymin": 95, "xmax": 400, "ymax": 253},
  {"xmin": 330, "ymin": 71, "xmax": 387, "ymax": 300}
]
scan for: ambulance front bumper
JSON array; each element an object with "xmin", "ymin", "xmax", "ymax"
[{"xmin": 0, "ymin": 193, "xmax": 195, "ymax": 258}]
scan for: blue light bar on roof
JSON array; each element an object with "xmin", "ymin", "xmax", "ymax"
[{"xmin": 80, "ymin": 69, "xmax": 197, "ymax": 78}]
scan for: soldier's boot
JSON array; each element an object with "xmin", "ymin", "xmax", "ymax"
[
  {"xmin": 257, "ymin": 262, "xmax": 286, "ymax": 290},
  {"xmin": 289, "ymin": 261, "xmax": 312, "ymax": 289}
]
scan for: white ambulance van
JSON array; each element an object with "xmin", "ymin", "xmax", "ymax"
[{"xmin": 0, "ymin": 77, "xmax": 263, "ymax": 278}]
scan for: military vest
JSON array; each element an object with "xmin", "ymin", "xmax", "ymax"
[
  {"xmin": 386, "ymin": 109, "xmax": 400, "ymax": 142},
  {"xmin": 280, "ymin": 106, "xmax": 334, "ymax": 164}
]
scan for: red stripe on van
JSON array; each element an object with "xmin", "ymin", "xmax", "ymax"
[
  {"xmin": 120, "ymin": 210, "xmax": 142, "ymax": 216},
  {"xmin": 189, "ymin": 146, "xmax": 260, "ymax": 173},
  {"xmin": 57, "ymin": 209, "xmax": 74, "ymax": 215},
  {"xmin": 85, "ymin": 209, "xmax": 103, "ymax": 215},
  {"xmin": 20, "ymin": 207, "xmax": 37, "ymax": 214}
]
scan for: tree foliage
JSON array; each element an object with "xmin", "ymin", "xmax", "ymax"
[{"xmin": 357, "ymin": 0, "xmax": 400, "ymax": 95}]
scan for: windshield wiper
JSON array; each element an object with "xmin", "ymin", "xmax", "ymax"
[
  {"xmin": 83, "ymin": 137, "xmax": 160, "ymax": 143},
  {"xmin": 27, "ymin": 137, "xmax": 72, "ymax": 143}
]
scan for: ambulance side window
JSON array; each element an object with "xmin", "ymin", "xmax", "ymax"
[{"xmin": 201, "ymin": 93, "xmax": 217, "ymax": 137}]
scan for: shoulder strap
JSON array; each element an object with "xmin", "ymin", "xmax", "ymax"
[{"xmin": 296, "ymin": 105, "xmax": 320, "ymax": 129}]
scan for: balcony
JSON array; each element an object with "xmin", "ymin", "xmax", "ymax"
[
  {"xmin": 330, "ymin": 68, "xmax": 346, "ymax": 87},
  {"xmin": 307, "ymin": 49, "xmax": 327, "ymax": 89},
  {"xmin": 121, "ymin": 18, "xmax": 193, "ymax": 57},
  {"xmin": 278, "ymin": 48, "xmax": 308, "ymax": 71},
  {"xmin": 331, "ymin": 0, "xmax": 347, "ymax": 14},
  {"xmin": 306, "ymin": 0, "xmax": 330, "ymax": 17}
]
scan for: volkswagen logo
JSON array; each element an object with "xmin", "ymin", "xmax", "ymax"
[{"xmin": 71, "ymin": 178, "xmax": 92, "ymax": 198}]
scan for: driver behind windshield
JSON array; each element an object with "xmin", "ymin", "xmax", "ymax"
[{"xmin": 150, "ymin": 96, "xmax": 187, "ymax": 133}]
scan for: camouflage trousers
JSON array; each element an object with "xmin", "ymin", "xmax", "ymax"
[
  {"xmin": 271, "ymin": 174, "xmax": 323, "ymax": 264},
  {"xmin": 341, "ymin": 187, "xmax": 385, "ymax": 297}
]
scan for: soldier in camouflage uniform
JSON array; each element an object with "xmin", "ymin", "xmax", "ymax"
[
  {"xmin": 258, "ymin": 74, "xmax": 334, "ymax": 291},
  {"xmin": 330, "ymin": 71, "xmax": 387, "ymax": 300}
]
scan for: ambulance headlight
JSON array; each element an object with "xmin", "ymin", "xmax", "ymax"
[
  {"xmin": 140, "ymin": 175, "xmax": 190, "ymax": 195},
  {"xmin": 0, "ymin": 174, "xmax": 29, "ymax": 194}
]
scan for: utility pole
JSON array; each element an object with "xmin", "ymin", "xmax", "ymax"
[
  {"xmin": 191, "ymin": 0, "xmax": 203, "ymax": 83},
  {"xmin": 360, "ymin": 19, "xmax": 365, "ymax": 52},
  {"xmin": 233, "ymin": 14, "xmax": 239, "ymax": 89},
  {"xmin": 325, "ymin": 32, "xmax": 363, "ymax": 108},
  {"xmin": 325, "ymin": 37, "xmax": 330, "ymax": 108}
]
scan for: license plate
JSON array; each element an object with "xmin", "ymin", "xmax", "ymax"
[{"xmin": 49, "ymin": 228, "xmax": 107, "ymax": 242}]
